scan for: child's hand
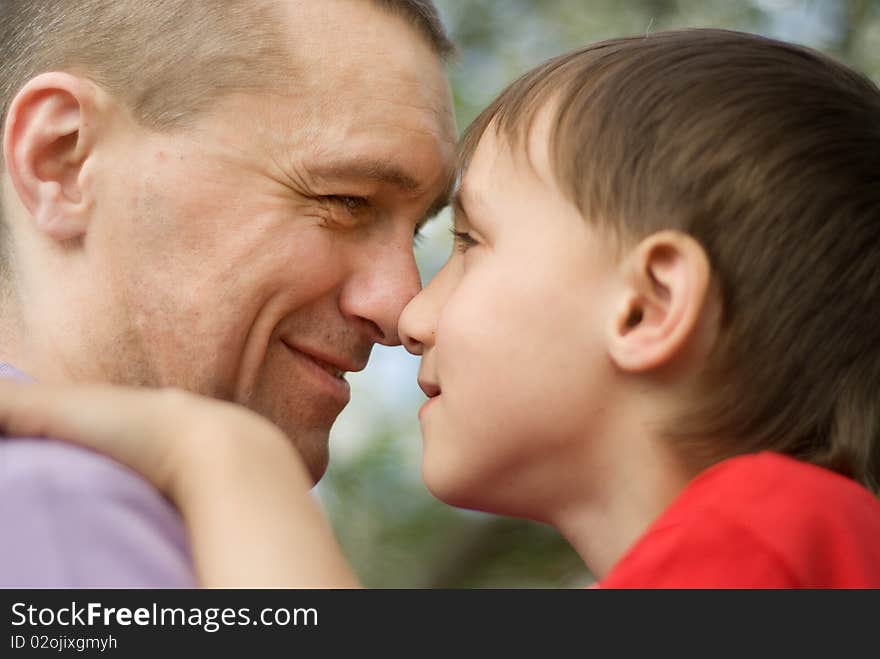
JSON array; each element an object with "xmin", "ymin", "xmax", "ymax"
[
  {"xmin": 0, "ymin": 379, "xmax": 357, "ymax": 587},
  {"xmin": 0, "ymin": 379, "xmax": 285, "ymax": 498}
]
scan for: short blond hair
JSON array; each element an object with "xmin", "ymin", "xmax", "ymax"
[
  {"xmin": 0, "ymin": 0, "xmax": 453, "ymax": 131},
  {"xmin": 0, "ymin": 0, "xmax": 289, "ymax": 131}
]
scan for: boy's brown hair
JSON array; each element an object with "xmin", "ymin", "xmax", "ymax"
[{"xmin": 461, "ymin": 28, "xmax": 880, "ymax": 493}]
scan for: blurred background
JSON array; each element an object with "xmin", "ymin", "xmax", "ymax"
[{"xmin": 316, "ymin": 0, "xmax": 880, "ymax": 587}]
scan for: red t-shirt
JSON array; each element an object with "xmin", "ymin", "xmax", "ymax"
[{"xmin": 599, "ymin": 452, "xmax": 880, "ymax": 588}]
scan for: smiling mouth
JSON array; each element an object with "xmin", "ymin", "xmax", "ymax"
[
  {"xmin": 281, "ymin": 340, "xmax": 348, "ymax": 380},
  {"xmin": 308, "ymin": 356, "xmax": 346, "ymax": 380}
]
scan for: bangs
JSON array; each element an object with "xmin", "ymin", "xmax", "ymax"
[{"xmin": 455, "ymin": 38, "xmax": 633, "ymax": 183}]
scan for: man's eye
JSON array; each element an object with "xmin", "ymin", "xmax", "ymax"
[
  {"xmin": 450, "ymin": 229, "xmax": 478, "ymax": 253},
  {"xmin": 324, "ymin": 195, "xmax": 369, "ymax": 215}
]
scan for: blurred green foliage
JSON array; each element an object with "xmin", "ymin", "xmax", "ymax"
[{"xmin": 319, "ymin": 0, "xmax": 880, "ymax": 588}]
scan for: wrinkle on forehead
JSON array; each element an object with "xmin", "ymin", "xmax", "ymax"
[
  {"xmin": 276, "ymin": 0, "xmax": 455, "ymax": 132},
  {"xmin": 211, "ymin": 0, "xmax": 457, "ymax": 205}
]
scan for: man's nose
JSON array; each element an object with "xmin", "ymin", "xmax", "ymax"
[{"xmin": 340, "ymin": 239, "xmax": 422, "ymax": 346}]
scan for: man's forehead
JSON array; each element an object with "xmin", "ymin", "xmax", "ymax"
[
  {"xmin": 279, "ymin": 0, "xmax": 441, "ymax": 69},
  {"xmin": 260, "ymin": 0, "xmax": 458, "ymax": 148},
  {"xmin": 247, "ymin": 0, "xmax": 458, "ymax": 209},
  {"xmin": 247, "ymin": 80, "xmax": 456, "ymax": 208}
]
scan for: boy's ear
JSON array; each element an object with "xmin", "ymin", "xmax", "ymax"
[
  {"xmin": 606, "ymin": 230, "xmax": 711, "ymax": 373},
  {"xmin": 3, "ymin": 72, "xmax": 101, "ymax": 242}
]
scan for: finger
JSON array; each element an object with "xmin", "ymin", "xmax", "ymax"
[
  {"xmin": 0, "ymin": 379, "xmax": 91, "ymax": 440},
  {"xmin": 0, "ymin": 379, "xmax": 162, "ymax": 458}
]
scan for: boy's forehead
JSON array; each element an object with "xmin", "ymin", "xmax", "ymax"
[
  {"xmin": 454, "ymin": 112, "xmax": 564, "ymax": 230},
  {"xmin": 462, "ymin": 108, "xmax": 559, "ymax": 197},
  {"xmin": 457, "ymin": 130, "xmax": 514, "ymax": 218}
]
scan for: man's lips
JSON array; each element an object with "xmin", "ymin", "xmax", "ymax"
[
  {"xmin": 281, "ymin": 340, "xmax": 367, "ymax": 378},
  {"xmin": 281, "ymin": 341, "xmax": 352, "ymax": 407}
]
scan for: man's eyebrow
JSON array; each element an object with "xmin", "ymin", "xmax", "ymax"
[
  {"xmin": 310, "ymin": 157, "xmax": 422, "ymax": 192},
  {"xmin": 312, "ymin": 155, "xmax": 457, "ymax": 235}
]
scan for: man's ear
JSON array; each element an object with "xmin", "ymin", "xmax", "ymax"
[
  {"xmin": 606, "ymin": 230, "xmax": 711, "ymax": 372},
  {"xmin": 3, "ymin": 72, "xmax": 101, "ymax": 242}
]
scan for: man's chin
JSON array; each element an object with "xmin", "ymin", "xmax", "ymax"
[
  {"xmin": 301, "ymin": 440, "xmax": 330, "ymax": 485},
  {"xmin": 274, "ymin": 422, "xmax": 331, "ymax": 485},
  {"xmin": 240, "ymin": 386, "xmax": 340, "ymax": 485}
]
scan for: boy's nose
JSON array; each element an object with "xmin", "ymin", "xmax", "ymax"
[
  {"xmin": 398, "ymin": 294, "xmax": 430, "ymax": 356},
  {"xmin": 398, "ymin": 286, "xmax": 439, "ymax": 356},
  {"xmin": 400, "ymin": 256, "xmax": 457, "ymax": 355}
]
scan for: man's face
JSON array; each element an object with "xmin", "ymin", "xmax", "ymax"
[{"xmin": 87, "ymin": 1, "xmax": 456, "ymax": 480}]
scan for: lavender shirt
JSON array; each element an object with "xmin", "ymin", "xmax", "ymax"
[{"xmin": 0, "ymin": 364, "xmax": 196, "ymax": 587}]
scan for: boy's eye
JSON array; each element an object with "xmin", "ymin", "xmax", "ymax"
[{"xmin": 451, "ymin": 229, "xmax": 478, "ymax": 253}]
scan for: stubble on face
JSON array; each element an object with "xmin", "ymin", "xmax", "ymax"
[{"xmin": 91, "ymin": 1, "xmax": 455, "ymax": 482}]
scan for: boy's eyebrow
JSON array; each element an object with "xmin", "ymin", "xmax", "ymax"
[
  {"xmin": 451, "ymin": 185, "xmax": 472, "ymax": 223},
  {"xmin": 452, "ymin": 183, "xmax": 491, "ymax": 229}
]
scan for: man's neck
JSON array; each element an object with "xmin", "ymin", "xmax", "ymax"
[
  {"xmin": 0, "ymin": 292, "xmax": 29, "ymax": 378},
  {"xmin": 0, "ymin": 303, "xmax": 86, "ymax": 386}
]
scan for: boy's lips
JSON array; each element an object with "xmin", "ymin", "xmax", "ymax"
[
  {"xmin": 417, "ymin": 378, "xmax": 441, "ymax": 420},
  {"xmin": 418, "ymin": 393, "xmax": 441, "ymax": 420},
  {"xmin": 418, "ymin": 379, "xmax": 441, "ymax": 398}
]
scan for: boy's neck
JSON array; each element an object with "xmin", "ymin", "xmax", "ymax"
[{"xmin": 551, "ymin": 426, "xmax": 697, "ymax": 580}]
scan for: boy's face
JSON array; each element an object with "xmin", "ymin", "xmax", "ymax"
[{"xmin": 398, "ymin": 116, "xmax": 620, "ymax": 517}]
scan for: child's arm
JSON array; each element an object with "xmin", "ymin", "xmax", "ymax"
[{"xmin": 0, "ymin": 380, "xmax": 359, "ymax": 588}]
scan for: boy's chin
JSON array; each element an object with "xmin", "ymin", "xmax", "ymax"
[{"xmin": 421, "ymin": 457, "xmax": 499, "ymax": 513}]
